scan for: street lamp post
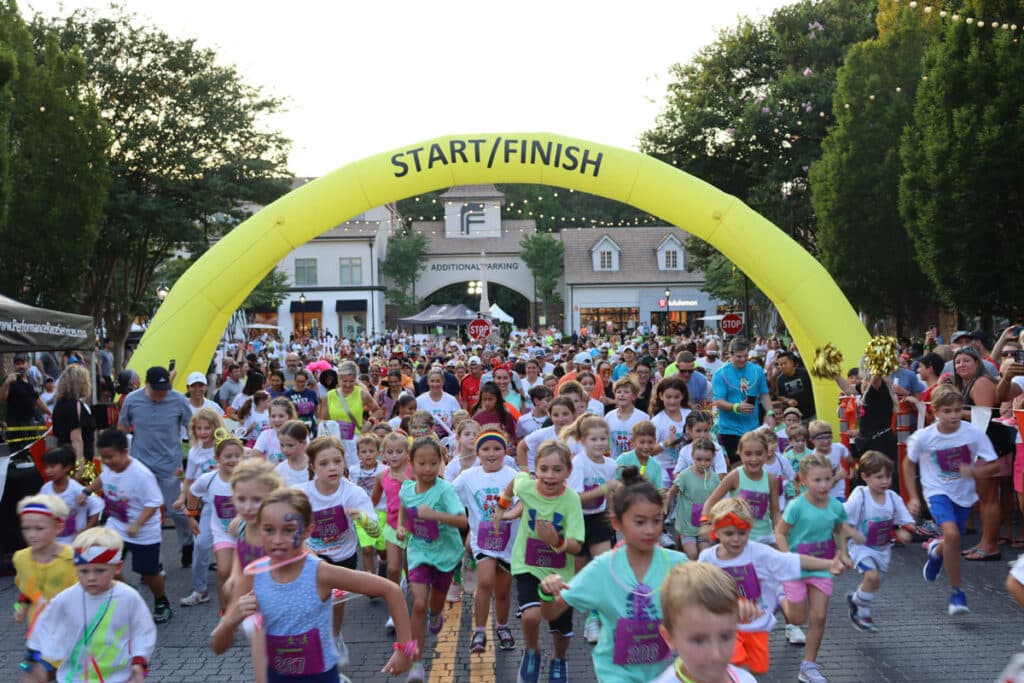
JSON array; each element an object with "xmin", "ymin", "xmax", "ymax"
[
  {"xmin": 156, "ymin": 283, "xmax": 169, "ymax": 302},
  {"xmin": 664, "ymin": 288, "xmax": 671, "ymax": 333},
  {"xmin": 298, "ymin": 293, "xmax": 306, "ymax": 338}
]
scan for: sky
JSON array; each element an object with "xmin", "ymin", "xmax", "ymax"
[{"xmin": 26, "ymin": 0, "xmax": 796, "ymax": 177}]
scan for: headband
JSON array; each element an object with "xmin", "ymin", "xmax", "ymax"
[
  {"xmin": 73, "ymin": 546, "xmax": 123, "ymax": 565},
  {"xmin": 710, "ymin": 512, "xmax": 753, "ymax": 542},
  {"xmin": 475, "ymin": 430, "xmax": 508, "ymax": 453},
  {"xmin": 19, "ymin": 503, "xmax": 61, "ymax": 519}
]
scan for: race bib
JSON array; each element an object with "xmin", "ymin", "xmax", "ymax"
[
  {"xmin": 737, "ymin": 489, "xmax": 769, "ymax": 519},
  {"xmin": 213, "ymin": 494, "xmax": 237, "ymax": 524},
  {"xmin": 312, "ymin": 506, "xmax": 350, "ymax": 545},
  {"xmin": 476, "ymin": 520, "xmax": 512, "ymax": 553},
  {"xmin": 335, "ymin": 420, "xmax": 355, "ymax": 440},
  {"xmin": 583, "ymin": 483, "xmax": 605, "ymax": 512},
  {"xmin": 266, "ymin": 629, "xmax": 326, "ymax": 676},
  {"xmin": 796, "ymin": 538, "xmax": 836, "ymax": 560},
  {"xmin": 722, "ymin": 563, "xmax": 762, "ymax": 601},
  {"xmin": 524, "ymin": 536, "xmax": 566, "ymax": 569},
  {"xmin": 60, "ymin": 513, "xmax": 78, "ymax": 538},
  {"xmin": 864, "ymin": 519, "xmax": 893, "ymax": 547},
  {"xmin": 934, "ymin": 446, "xmax": 970, "ymax": 475},
  {"xmin": 690, "ymin": 503, "xmax": 704, "ymax": 528},
  {"xmin": 104, "ymin": 495, "xmax": 129, "ymax": 524},
  {"xmin": 404, "ymin": 507, "xmax": 439, "ymax": 541},
  {"xmin": 612, "ymin": 617, "xmax": 671, "ymax": 665}
]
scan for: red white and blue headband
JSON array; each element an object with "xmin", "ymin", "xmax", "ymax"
[
  {"xmin": 73, "ymin": 546, "xmax": 123, "ymax": 565},
  {"xmin": 19, "ymin": 503, "xmax": 63, "ymax": 520}
]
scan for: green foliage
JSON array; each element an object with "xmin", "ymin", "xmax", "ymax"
[
  {"xmin": 899, "ymin": 0, "xmax": 1024, "ymax": 316},
  {"xmin": 381, "ymin": 227, "xmax": 428, "ymax": 314},
  {"xmin": 520, "ymin": 231, "xmax": 564, "ymax": 329},
  {"xmin": 243, "ymin": 267, "xmax": 292, "ymax": 313}
]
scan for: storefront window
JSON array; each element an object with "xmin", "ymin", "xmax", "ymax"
[
  {"xmin": 340, "ymin": 312, "xmax": 366, "ymax": 338},
  {"xmin": 580, "ymin": 307, "xmax": 638, "ymax": 334}
]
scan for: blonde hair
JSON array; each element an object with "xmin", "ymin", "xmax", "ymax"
[
  {"xmin": 785, "ymin": 423, "xmax": 809, "ymax": 441},
  {"xmin": 230, "ymin": 459, "xmax": 283, "ymax": 492},
  {"xmin": 807, "ymin": 420, "xmax": 833, "ymax": 439},
  {"xmin": 798, "ymin": 452, "xmax": 833, "ymax": 478},
  {"xmin": 631, "ymin": 420, "xmax": 656, "ymax": 439},
  {"xmin": 190, "ymin": 407, "xmax": 225, "ymax": 447},
  {"xmin": 754, "ymin": 426, "xmax": 778, "ymax": 447},
  {"xmin": 72, "ymin": 527, "xmax": 124, "ymax": 555},
  {"xmin": 737, "ymin": 430, "xmax": 768, "ymax": 455},
  {"xmin": 535, "ymin": 439, "xmax": 572, "ymax": 468},
  {"xmin": 18, "ymin": 493, "xmax": 69, "ymax": 521},
  {"xmin": 930, "ymin": 383, "xmax": 964, "ymax": 410},
  {"xmin": 56, "ymin": 364, "xmax": 91, "ymax": 401},
  {"xmin": 660, "ymin": 562, "xmax": 739, "ymax": 633},
  {"xmin": 707, "ymin": 497, "xmax": 754, "ymax": 528},
  {"xmin": 356, "ymin": 433, "xmax": 380, "ymax": 452},
  {"xmin": 268, "ymin": 397, "xmax": 298, "ymax": 420},
  {"xmin": 382, "ymin": 432, "xmax": 410, "ymax": 454},
  {"xmin": 558, "ymin": 413, "xmax": 607, "ymax": 443}
]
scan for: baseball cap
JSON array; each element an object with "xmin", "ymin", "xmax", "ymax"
[
  {"xmin": 573, "ymin": 352, "xmax": 592, "ymax": 365},
  {"xmin": 621, "ymin": 344, "xmax": 636, "ymax": 353},
  {"xmin": 186, "ymin": 371, "xmax": 207, "ymax": 386},
  {"xmin": 468, "ymin": 356, "xmax": 481, "ymax": 366},
  {"xmin": 969, "ymin": 329, "xmax": 992, "ymax": 348},
  {"xmin": 145, "ymin": 366, "xmax": 172, "ymax": 391},
  {"xmin": 13, "ymin": 353, "xmax": 28, "ymax": 362},
  {"xmin": 951, "ymin": 330, "xmax": 971, "ymax": 343}
]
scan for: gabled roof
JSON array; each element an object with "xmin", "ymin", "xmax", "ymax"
[
  {"xmin": 560, "ymin": 226, "xmax": 706, "ymax": 286},
  {"xmin": 439, "ymin": 184, "xmax": 505, "ymax": 205},
  {"xmin": 656, "ymin": 233, "xmax": 683, "ymax": 250},
  {"xmin": 413, "ymin": 220, "xmax": 536, "ymax": 255},
  {"xmin": 591, "ymin": 235, "xmax": 621, "ymax": 253}
]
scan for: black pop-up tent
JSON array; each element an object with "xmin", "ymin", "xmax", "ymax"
[
  {"xmin": 398, "ymin": 304, "xmax": 479, "ymax": 328},
  {"xmin": 0, "ymin": 294, "xmax": 94, "ymax": 352}
]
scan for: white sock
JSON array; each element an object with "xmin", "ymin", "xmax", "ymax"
[{"xmin": 855, "ymin": 589, "xmax": 874, "ymax": 615}]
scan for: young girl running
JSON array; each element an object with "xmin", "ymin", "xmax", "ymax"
[
  {"xmin": 807, "ymin": 420, "xmax": 851, "ymax": 503},
  {"xmin": 177, "ymin": 409, "xmax": 223, "ymax": 605},
  {"xmin": 372, "ymin": 432, "xmax": 412, "ymax": 630},
  {"xmin": 775, "ymin": 453, "xmax": 859, "ymax": 683},
  {"xmin": 517, "ymin": 396, "xmax": 577, "ymax": 474},
  {"xmin": 666, "ymin": 437, "xmax": 718, "ymax": 560},
  {"xmin": 254, "ymin": 397, "xmax": 299, "ymax": 465},
  {"xmin": 700, "ymin": 498, "xmax": 845, "ymax": 676},
  {"xmin": 188, "ymin": 435, "xmax": 245, "ymax": 610},
  {"xmin": 615, "ymin": 420, "xmax": 662, "ymax": 487},
  {"xmin": 492, "ymin": 440, "xmax": 584, "ymax": 683},
  {"xmin": 672, "ymin": 411, "xmax": 728, "ymax": 479},
  {"xmin": 604, "ymin": 377, "xmax": 649, "ymax": 459},
  {"xmin": 444, "ymin": 418, "xmax": 480, "ymax": 482},
  {"xmin": 783, "ymin": 423, "xmax": 812, "ymax": 499},
  {"xmin": 649, "ymin": 377, "xmax": 692, "ymax": 488},
  {"xmin": 757, "ymin": 426, "xmax": 796, "ymax": 511},
  {"xmin": 298, "ymin": 435, "xmax": 378, "ymax": 644},
  {"xmin": 275, "ymin": 420, "xmax": 312, "ymax": 487},
  {"xmin": 239, "ymin": 390, "xmax": 271, "ymax": 446},
  {"xmin": 210, "ymin": 488, "xmax": 416, "ymax": 682},
  {"xmin": 843, "ymin": 451, "xmax": 914, "ymax": 632},
  {"xmin": 13, "ymin": 495, "xmax": 77, "ymax": 641},
  {"xmin": 353, "ymin": 434, "xmax": 388, "ymax": 578},
  {"xmin": 452, "ymin": 430, "xmax": 520, "ymax": 653},
  {"xmin": 396, "ymin": 437, "xmax": 469, "ymax": 683},
  {"xmin": 703, "ymin": 431, "xmax": 781, "ymax": 545},
  {"xmin": 538, "ymin": 466, "xmax": 688, "ymax": 683}
]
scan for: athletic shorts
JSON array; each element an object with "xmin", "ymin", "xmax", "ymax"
[
  {"xmin": 383, "ymin": 523, "xmax": 408, "ymax": 549},
  {"xmin": 319, "ymin": 553, "xmax": 358, "ymax": 570},
  {"xmin": 515, "ymin": 573, "xmax": 573, "ymax": 636},
  {"xmin": 928, "ymin": 494, "xmax": 971, "ymax": 535},
  {"xmin": 781, "ymin": 576, "xmax": 833, "ymax": 602},
  {"xmin": 732, "ymin": 629, "xmax": 769, "ymax": 674},
  {"xmin": 474, "ymin": 554, "xmax": 511, "ymax": 573},
  {"xmin": 579, "ymin": 513, "xmax": 615, "ymax": 557},
  {"xmin": 357, "ymin": 509, "xmax": 387, "ymax": 551},
  {"xmin": 407, "ymin": 564, "xmax": 455, "ymax": 593},
  {"xmin": 123, "ymin": 541, "xmax": 162, "ymax": 577}
]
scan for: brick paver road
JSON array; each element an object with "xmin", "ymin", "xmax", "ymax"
[{"xmin": 1, "ymin": 529, "xmax": 1021, "ymax": 681}]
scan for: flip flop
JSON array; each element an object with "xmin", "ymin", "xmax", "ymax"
[
  {"xmin": 961, "ymin": 545, "xmax": 980, "ymax": 557},
  {"xmin": 964, "ymin": 549, "xmax": 1002, "ymax": 561}
]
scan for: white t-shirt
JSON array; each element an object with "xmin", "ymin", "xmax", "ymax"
[
  {"xmin": 28, "ymin": 582, "xmax": 157, "ymax": 683},
  {"xmin": 296, "ymin": 479, "xmax": 374, "ymax": 561},
  {"xmin": 522, "ymin": 426, "xmax": 584, "ymax": 473},
  {"xmin": 275, "ymin": 459, "xmax": 311, "ymax": 487},
  {"xmin": 415, "ymin": 392, "xmax": 461, "ymax": 431},
  {"xmin": 242, "ymin": 409, "xmax": 270, "ymax": 438},
  {"xmin": 907, "ymin": 421, "xmax": 996, "ymax": 507},
  {"xmin": 698, "ymin": 541, "xmax": 801, "ymax": 633},
  {"xmin": 567, "ymin": 453, "xmax": 618, "ymax": 515},
  {"xmin": 191, "ymin": 470, "xmax": 236, "ymax": 547},
  {"xmin": 254, "ymin": 428, "xmax": 285, "ymax": 465},
  {"xmin": 605, "ymin": 407, "xmax": 649, "ymax": 458},
  {"xmin": 100, "ymin": 458, "xmax": 163, "ymax": 545},
  {"xmin": 353, "ymin": 463, "xmax": 387, "ymax": 511},
  {"xmin": 652, "ymin": 410, "xmax": 692, "ymax": 487},
  {"xmin": 674, "ymin": 441, "xmax": 729, "ymax": 478},
  {"xmin": 40, "ymin": 479, "xmax": 104, "ymax": 545},
  {"xmin": 184, "ymin": 444, "xmax": 217, "ymax": 480},
  {"xmin": 844, "ymin": 485, "xmax": 914, "ymax": 573},
  {"xmin": 762, "ymin": 455, "xmax": 796, "ymax": 510},
  {"xmin": 816, "ymin": 443, "xmax": 851, "ymax": 499},
  {"xmin": 516, "ymin": 411, "xmax": 547, "ymax": 439},
  {"xmin": 452, "ymin": 465, "xmax": 520, "ymax": 562},
  {"xmin": 651, "ymin": 663, "xmax": 756, "ymax": 683},
  {"xmin": 586, "ymin": 398, "xmax": 604, "ymax": 415}
]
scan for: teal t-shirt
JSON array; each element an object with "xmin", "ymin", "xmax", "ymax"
[
  {"xmin": 510, "ymin": 472, "xmax": 585, "ymax": 582},
  {"xmin": 672, "ymin": 467, "xmax": 717, "ymax": 537},
  {"xmin": 711, "ymin": 362, "xmax": 769, "ymax": 437},
  {"xmin": 732, "ymin": 467, "xmax": 773, "ymax": 542},
  {"xmin": 561, "ymin": 547, "xmax": 688, "ymax": 683},
  {"xmin": 782, "ymin": 448, "xmax": 811, "ymax": 499},
  {"xmin": 399, "ymin": 478, "xmax": 466, "ymax": 573},
  {"xmin": 615, "ymin": 451, "xmax": 663, "ymax": 489},
  {"xmin": 783, "ymin": 493, "xmax": 846, "ymax": 578}
]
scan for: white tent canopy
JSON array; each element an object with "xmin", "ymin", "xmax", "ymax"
[{"xmin": 488, "ymin": 303, "xmax": 514, "ymax": 324}]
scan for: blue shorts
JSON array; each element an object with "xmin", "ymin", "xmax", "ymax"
[
  {"xmin": 123, "ymin": 541, "xmax": 162, "ymax": 577},
  {"xmin": 928, "ymin": 495, "xmax": 971, "ymax": 535}
]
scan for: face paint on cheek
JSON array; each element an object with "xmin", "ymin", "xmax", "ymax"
[{"xmin": 284, "ymin": 512, "xmax": 303, "ymax": 549}]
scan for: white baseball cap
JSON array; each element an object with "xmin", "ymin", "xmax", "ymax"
[
  {"xmin": 186, "ymin": 371, "xmax": 207, "ymax": 386},
  {"xmin": 573, "ymin": 352, "xmax": 592, "ymax": 365}
]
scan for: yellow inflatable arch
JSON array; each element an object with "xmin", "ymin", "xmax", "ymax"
[{"xmin": 131, "ymin": 132, "xmax": 869, "ymax": 423}]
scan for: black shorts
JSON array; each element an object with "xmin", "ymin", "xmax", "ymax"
[
  {"xmin": 123, "ymin": 541, "xmax": 162, "ymax": 577},
  {"xmin": 474, "ymin": 553, "xmax": 511, "ymax": 574},
  {"xmin": 579, "ymin": 512, "xmax": 615, "ymax": 556},
  {"xmin": 515, "ymin": 573, "xmax": 573, "ymax": 635},
  {"xmin": 720, "ymin": 434, "xmax": 742, "ymax": 465},
  {"xmin": 319, "ymin": 553, "xmax": 358, "ymax": 570}
]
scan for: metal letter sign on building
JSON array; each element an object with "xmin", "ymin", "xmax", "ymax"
[{"xmin": 460, "ymin": 203, "xmax": 486, "ymax": 235}]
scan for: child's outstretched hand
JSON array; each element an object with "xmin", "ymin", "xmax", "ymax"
[
  {"xmin": 381, "ymin": 649, "xmax": 413, "ymax": 675},
  {"xmin": 540, "ymin": 574, "xmax": 570, "ymax": 600},
  {"xmin": 737, "ymin": 598, "xmax": 764, "ymax": 624},
  {"xmin": 828, "ymin": 557, "xmax": 847, "ymax": 576},
  {"xmin": 395, "ymin": 526, "xmax": 407, "ymax": 542},
  {"xmin": 224, "ymin": 591, "xmax": 258, "ymax": 627},
  {"xmin": 416, "ymin": 505, "xmax": 437, "ymax": 521}
]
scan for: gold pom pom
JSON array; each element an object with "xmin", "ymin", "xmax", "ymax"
[
  {"xmin": 74, "ymin": 459, "xmax": 98, "ymax": 487},
  {"xmin": 811, "ymin": 343, "xmax": 844, "ymax": 379},
  {"xmin": 864, "ymin": 336, "xmax": 900, "ymax": 377}
]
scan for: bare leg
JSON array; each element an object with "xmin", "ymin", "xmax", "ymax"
[{"xmin": 803, "ymin": 587, "xmax": 829, "ymax": 664}]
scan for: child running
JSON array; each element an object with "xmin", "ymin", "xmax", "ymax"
[
  {"xmin": 39, "ymin": 447, "xmax": 103, "ymax": 545},
  {"xmin": 775, "ymin": 452, "xmax": 858, "ymax": 683},
  {"xmin": 843, "ymin": 451, "xmax": 914, "ymax": 632},
  {"xmin": 539, "ymin": 465, "xmax": 688, "ymax": 682},
  {"xmin": 904, "ymin": 383, "xmax": 998, "ymax": 616},
  {"xmin": 650, "ymin": 562, "xmax": 758, "ymax": 683},
  {"xmin": 396, "ymin": 437, "xmax": 469, "ymax": 683},
  {"xmin": 673, "ymin": 411, "xmax": 728, "ymax": 479},
  {"xmin": 373, "ymin": 430, "xmax": 413, "ymax": 631},
  {"xmin": 703, "ymin": 431, "xmax": 780, "ymax": 545},
  {"xmin": 604, "ymin": 377, "xmax": 649, "ymax": 458},
  {"xmin": 517, "ymin": 396, "xmax": 578, "ymax": 474},
  {"xmin": 666, "ymin": 437, "xmax": 719, "ymax": 560},
  {"xmin": 353, "ymin": 434, "xmax": 388, "ymax": 577},
  {"xmin": 275, "ymin": 420, "xmax": 312, "ymax": 487},
  {"xmin": 807, "ymin": 420, "xmax": 851, "ymax": 502},
  {"xmin": 615, "ymin": 420, "xmax": 663, "ymax": 488},
  {"xmin": 650, "ymin": 377, "xmax": 691, "ymax": 488},
  {"xmin": 254, "ymin": 397, "xmax": 299, "ymax": 465},
  {"xmin": 22, "ymin": 528, "xmax": 156, "ymax": 683},
  {"xmin": 210, "ymin": 488, "xmax": 415, "ymax": 681},
  {"xmin": 452, "ymin": 429, "xmax": 520, "ymax": 653},
  {"xmin": 700, "ymin": 498, "xmax": 845, "ymax": 676},
  {"xmin": 757, "ymin": 426, "xmax": 795, "ymax": 511},
  {"xmin": 782, "ymin": 424, "xmax": 812, "ymax": 500},
  {"xmin": 492, "ymin": 439, "xmax": 584, "ymax": 683},
  {"xmin": 444, "ymin": 418, "xmax": 480, "ymax": 482}
]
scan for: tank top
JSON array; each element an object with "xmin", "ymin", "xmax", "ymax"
[
  {"xmin": 235, "ymin": 521, "xmax": 263, "ymax": 570},
  {"xmin": 254, "ymin": 554, "xmax": 337, "ymax": 675},
  {"xmin": 327, "ymin": 388, "xmax": 363, "ymax": 428},
  {"xmin": 733, "ymin": 467, "xmax": 772, "ymax": 541},
  {"xmin": 381, "ymin": 468, "xmax": 407, "ymax": 528}
]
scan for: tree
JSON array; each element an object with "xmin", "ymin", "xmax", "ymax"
[
  {"xmin": 381, "ymin": 227, "xmax": 428, "ymax": 314},
  {"xmin": 33, "ymin": 7, "xmax": 291, "ymax": 367},
  {"xmin": 0, "ymin": 2, "xmax": 109, "ymax": 310},
  {"xmin": 242, "ymin": 267, "xmax": 292, "ymax": 316},
  {"xmin": 900, "ymin": 1, "xmax": 1024, "ymax": 318},
  {"xmin": 810, "ymin": 2, "xmax": 936, "ymax": 332},
  {"xmin": 520, "ymin": 231, "xmax": 564, "ymax": 328}
]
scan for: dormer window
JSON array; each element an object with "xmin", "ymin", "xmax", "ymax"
[
  {"xmin": 657, "ymin": 234, "xmax": 684, "ymax": 271},
  {"xmin": 592, "ymin": 235, "xmax": 621, "ymax": 271}
]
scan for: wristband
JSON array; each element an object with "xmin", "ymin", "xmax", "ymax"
[
  {"xmin": 393, "ymin": 640, "xmax": 420, "ymax": 658},
  {"xmin": 537, "ymin": 585, "xmax": 555, "ymax": 602},
  {"xmin": 186, "ymin": 509, "xmax": 200, "ymax": 518},
  {"xmin": 131, "ymin": 656, "xmax": 149, "ymax": 671},
  {"xmin": 13, "ymin": 602, "xmax": 26, "ymax": 615},
  {"xmin": 733, "ymin": 403, "xmax": 740, "ymax": 414},
  {"xmin": 766, "ymin": 410, "xmax": 775, "ymax": 417}
]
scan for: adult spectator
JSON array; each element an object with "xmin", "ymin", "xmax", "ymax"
[
  {"xmin": 772, "ymin": 351, "xmax": 816, "ymax": 421},
  {"xmin": 460, "ymin": 355, "xmax": 485, "ymax": 409},
  {"xmin": 712, "ymin": 337, "xmax": 775, "ymax": 463},
  {"xmin": 666, "ymin": 351, "xmax": 710, "ymax": 408},
  {"xmin": 903, "ymin": 352, "xmax": 945, "ymax": 422},
  {"xmin": 1, "ymin": 353, "xmax": 51, "ymax": 428},
  {"xmin": 283, "ymin": 353, "xmax": 302, "ymax": 386},
  {"xmin": 216, "ymin": 363, "xmax": 243, "ymax": 411},
  {"xmin": 36, "ymin": 351, "xmax": 61, "ymax": 386},
  {"xmin": 639, "ymin": 339, "xmax": 662, "ymax": 367},
  {"xmin": 97, "ymin": 339, "xmax": 115, "ymax": 388},
  {"xmin": 611, "ymin": 345, "xmax": 639, "ymax": 381},
  {"xmin": 698, "ymin": 339, "xmax": 724, "ymax": 374},
  {"xmin": 185, "ymin": 372, "xmax": 219, "ymax": 416},
  {"xmin": 944, "ymin": 330, "xmax": 998, "ymax": 376},
  {"xmin": 117, "ymin": 366, "xmax": 194, "ymax": 566},
  {"xmin": 285, "ymin": 369, "xmax": 318, "ymax": 427},
  {"xmin": 52, "ymin": 364, "xmax": 95, "ymax": 470}
]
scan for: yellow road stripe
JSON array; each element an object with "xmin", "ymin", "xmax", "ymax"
[
  {"xmin": 428, "ymin": 597, "xmax": 465, "ymax": 682},
  {"xmin": 469, "ymin": 607, "xmax": 494, "ymax": 683}
]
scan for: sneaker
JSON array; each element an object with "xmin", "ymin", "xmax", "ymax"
[
  {"xmin": 798, "ymin": 661, "xmax": 828, "ymax": 683},
  {"xmin": 659, "ymin": 532, "xmax": 676, "ymax": 548},
  {"xmin": 918, "ymin": 520, "xmax": 941, "ymax": 537},
  {"xmin": 180, "ymin": 543, "xmax": 193, "ymax": 568},
  {"xmin": 548, "ymin": 657, "xmax": 567, "ymax": 682},
  {"xmin": 923, "ymin": 539, "xmax": 944, "ymax": 582},
  {"xmin": 583, "ymin": 614, "xmax": 600, "ymax": 644},
  {"xmin": 428, "ymin": 611, "xmax": 445, "ymax": 635},
  {"xmin": 153, "ymin": 599, "xmax": 172, "ymax": 624},
  {"xmin": 405, "ymin": 662, "xmax": 425, "ymax": 683},
  {"xmin": 948, "ymin": 589, "xmax": 969, "ymax": 616},
  {"xmin": 335, "ymin": 631, "xmax": 350, "ymax": 668},
  {"xmin": 385, "ymin": 616, "xmax": 395, "ymax": 633},
  {"xmin": 179, "ymin": 591, "xmax": 210, "ymax": 607},
  {"xmin": 463, "ymin": 558, "xmax": 478, "ymax": 595},
  {"xmin": 496, "ymin": 625, "xmax": 516, "ymax": 651},
  {"xmin": 785, "ymin": 624, "xmax": 806, "ymax": 645},
  {"xmin": 470, "ymin": 630, "xmax": 487, "ymax": 653},
  {"xmin": 518, "ymin": 650, "xmax": 541, "ymax": 683},
  {"xmin": 846, "ymin": 594, "xmax": 877, "ymax": 633},
  {"xmin": 401, "ymin": 575, "xmax": 410, "ymax": 599},
  {"xmin": 446, "ymin": 580, "xmax": 462, "ymax": 603}
]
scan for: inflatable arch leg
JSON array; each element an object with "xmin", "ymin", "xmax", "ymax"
[{"xmin": 130, "ymin": 133, "xmax": 869, "ymax": 425}]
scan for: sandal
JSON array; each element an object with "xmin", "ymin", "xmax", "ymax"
[
  {"xmin": 961, "ymin": 545, "xmax": 980, "ymax": 557},
  {"xmin": 964, "ymin": 548, "xmax": 1003, "ymax": 561}
]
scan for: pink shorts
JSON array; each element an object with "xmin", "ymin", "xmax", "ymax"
[
  {"xmin": 407, "ymin": 564, "xmax": 455, "ymax": 593},
  {"xmin": 782, "ymin": 577, "xmax": 833, "ymax": 603},
  {"xmin": 213, "ymin": 541, "xmax": 235, "ymax": 552}
]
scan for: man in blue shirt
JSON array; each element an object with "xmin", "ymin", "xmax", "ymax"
[{"xmin": 712, "ymin": 338, "xmax": 776, "ymax": 464}]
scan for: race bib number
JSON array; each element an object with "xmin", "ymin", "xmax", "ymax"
[
  {"xmin": 524, "ymin": 536, "xmax": 565, "ymax": 569},
  {"xmin": 266, "ymin": 629, "xmax": 325, "ymax": 676}
]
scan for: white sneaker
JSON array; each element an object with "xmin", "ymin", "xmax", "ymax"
[
  {"xmin": 335, "ymin": 631, "xmax": 350, "ymax": 668},
  {"xmin": 462, "ymin": 558, "xmax": 478, "ymax": 595},
  {"xmin": 385, "ymin": 616, "xmax": 395, "ymax": 632},
  {"xmin": 446, "ymin": 580, "xmax": 462, "ymax": 603},
  {"xmin": 659, "ymin": 532, "xmax": 676, "ymax": 548},
  {"xmin": 584, "ymin": 614, "xmax": 601, "ymax": 644},
  {"xmin": 786, "ymin": 624, "xmax": 807, "ymax": 645},
  {"xmin": 178, "ymin": 590, "xmax": 210, "ymax": 607}
]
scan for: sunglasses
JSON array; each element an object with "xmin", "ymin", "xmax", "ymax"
[{"xmin": 811, "ymin": 433, "xmax": 833, "ymax": 440}]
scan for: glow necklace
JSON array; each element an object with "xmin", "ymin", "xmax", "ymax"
[{"xmin": 243, "ymin": 549, "xmax": 310, "ymax": 575}]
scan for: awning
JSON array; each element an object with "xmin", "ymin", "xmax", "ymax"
[
  {"xmin": 0, "ymin": 294, "xmax": 94, "ymax": 352},
  {"xmin": 289, "ymin": 300, "xmax": 322, "ymax": 313},
  {"xmin": 335, "ymin": 300, "xmax": 367, "ymax": 312}
]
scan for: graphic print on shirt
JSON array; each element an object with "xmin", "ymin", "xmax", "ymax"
[
  {"xmin": 473, "ymin": 486, "xmax": 511, "ymax": 552},
  {"xmin": 613, "ymin": 582, "xmax": 671, "ymax": 666},
  {"xmin": 933, "ymin": 445, "xmax": 970, "ymax": 480},
  {"xmin": 524, "ymin": 509, "xmax": 566, "ymax": 568},
  {"xmin": 102, "ymin": 484, "xmax": 130, "ymax": 523}
]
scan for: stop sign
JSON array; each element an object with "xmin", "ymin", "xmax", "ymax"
[
  {"xmin": 468, "ymin": 318, "xmax": 493, "ymax": 340},
  {"xmin": 721, "ymin": 313, "xmax": 744, "ymax": 335}
]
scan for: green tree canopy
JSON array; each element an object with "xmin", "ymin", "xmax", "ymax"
[
  {"xmin": 380, "ymin": 227, "xmax": 428, "ymax": 314},
  {"xmin": 520, "ymin": 231, "xmax": 564, "ymax": 326}
]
